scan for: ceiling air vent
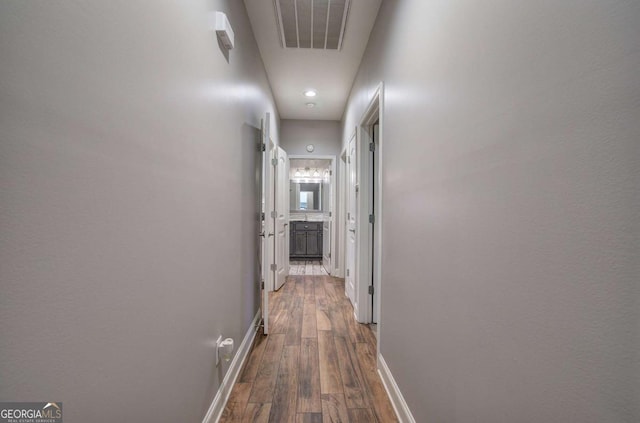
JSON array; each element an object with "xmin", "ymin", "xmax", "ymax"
[{"xmin": 274, "ymin": 0, "xmax": 351, "ymax": 50}]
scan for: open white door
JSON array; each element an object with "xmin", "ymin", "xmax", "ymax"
[
  {"xmin": 322, "ymin": 168, "xmax": 332, "ymax": 274},
  {"xmin": 345, "ymin": 132, "xmax": 357, "ymax": 309},
  {"xmin": 261, "ymin": 113, "xmax": 275, "ymax": 334},
  {"xmin": 274, "ymin": 146, "xmax": 289, "ymax": 290}
]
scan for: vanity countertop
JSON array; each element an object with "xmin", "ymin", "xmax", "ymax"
[{"xmin": 290, "ymin": 212, "xmax": 327, "ymax": 222}]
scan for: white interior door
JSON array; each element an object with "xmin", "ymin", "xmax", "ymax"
[
  {"xmin": 275, "ymin": 146, "xmax": 289, "ymax": 290},
  {"xmin": 346, "ymin": 133, "xmax": 357, "ymax": 308},
  {"xmin": 322, "ymin": 169, "xmax": 332, "ymax": 274},
  {"xmin": 322, "ymin": 220, "xmax": 331, "ymax": 274},
  {"xmin": 261, "ymin": 113, "xmax": 275, "ymax": 334}
]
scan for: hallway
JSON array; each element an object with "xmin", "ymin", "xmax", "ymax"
[
  {"xmin": 220, "ymin": 275, "xmax": 397, "ymax": 422},
  {"xmin": 1, "ymin": 1, "xmax": 638, "ymax": 422}
]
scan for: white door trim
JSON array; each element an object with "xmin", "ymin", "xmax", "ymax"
[
  {"xmin": 337, "ymin": 148, "xmax": 348, "ymax": 279},
  {"xmin": 288, "ymin": 154, "xmax": 337, "ymax": 275},
  {"xmin": 355, "ymin": 82, "xmax": 384, "ymax": 346}
]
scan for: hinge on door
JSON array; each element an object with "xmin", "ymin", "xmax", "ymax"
[
  {"xmin": 260, "ymin": 143, "xmax": 266, "ymax": 152},
  {"xmin": 270, "ymin": 264, "xmax": 277, "ymax": 271},
  {"xmin": 261, "ymin": 212, "xmax": 265, "ymax": 221},
  {"xmin": 329, "ymin": 211, "xmax": 332, "ymax": 217},
  {"xmin": 329, "ymin": 170, "xmax": 333, "ymax": 176},
  {"xmin": 271, "ymin": 210, "xmax": 277, "ymax": 218},
  {"xmin": 369, "ymin": 214, "xmax": 375, "ymax": 224},
  {"xmin": 261, "ymin": 280, "xmax": 265, "ymax": 289},
  {"xmin": 368, "ymin": 285, "xmax": 374, "ymax": 295},
  {"xmin": 369, "ymin": 142, "xmax": 375, "ymax": 152},
  {"xmin": 346, "ymin": 269, "xmax": 350, "ymax": 277},
  {"xmin": 348, "ymin": 157, "xmax": 351, "ymax": 164},
  {"xmin": 272, "ymin": 158, "xmax": 278, "ymax": 166},
  {"xmin": 328, "ymin": 252, "xmax": 331, "ymax": 258},
  {"xmin": 347, "ymin": 212, "xmax": 350, "ymax": 220}
]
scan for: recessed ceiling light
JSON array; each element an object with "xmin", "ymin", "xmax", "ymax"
[
  {"xmin": 304, "ymin": 89, "xmax": 317, "ymax": 97},
  {"xmin": 306, "ymin": 102, "xmax": 316, "ymax": 108}
]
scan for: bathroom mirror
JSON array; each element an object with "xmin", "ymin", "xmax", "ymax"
[{"xmin": 290, "ymin": 181, "xmax": 322, "ymax": 211}]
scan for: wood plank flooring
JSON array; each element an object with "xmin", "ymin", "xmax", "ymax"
[
  {"xmin": 220, "ymin": 275, "xmax": 397, "ymax": 423},
  {"xmin": 289, "ymin": 260, "xmax": 329, "ymax": 276}
]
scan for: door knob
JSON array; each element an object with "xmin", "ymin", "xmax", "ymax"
[{"xmin": 349, "ymin": 229, "xmax": 356, "ymax": 233}]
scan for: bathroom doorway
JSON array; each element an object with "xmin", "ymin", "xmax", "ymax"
[{"xmin": 288, "ymin": 156, "xmax": 336, "ymax": 275}]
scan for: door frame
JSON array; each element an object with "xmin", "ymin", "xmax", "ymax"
[
  {"xmin": 355, "ymin": 82, "xmax": 384, "ymax": 331},
  {"xmin": 288, "ymin": 154, "xmax": 337, "ymax": 275},
  {"xmin": 337, "ymin": 148, "xmax": 348, "ymax": 279}
]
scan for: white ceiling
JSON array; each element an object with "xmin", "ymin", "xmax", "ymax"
[{"xmin": 244, "ymin": 0, "xmax": 381, "ymax": 121}]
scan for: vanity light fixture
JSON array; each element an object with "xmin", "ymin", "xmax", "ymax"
[
  {"xmin": 294, "ymin": 169, "xmax": 302, "ymax": 177},
  {"xmin": 313, "ymin": 170, "xmax": 320, "ymax": 177},
  {"xmin": 304, "ymin": 89, "xmax": 317, "ymax": 97}
]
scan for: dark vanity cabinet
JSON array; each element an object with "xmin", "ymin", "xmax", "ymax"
[{"xmin": 290, "ymin": 222, "xmax": 323, "ymax": 259}]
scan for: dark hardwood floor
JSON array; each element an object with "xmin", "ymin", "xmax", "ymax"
[{"xmin": 219, "ymin": 275, "xmax": 398, "ymax": 423}]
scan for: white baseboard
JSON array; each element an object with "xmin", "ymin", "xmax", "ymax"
[
  {"xmin": 202, "ymin": 311, "xmax": 261, "ymax": 423},
  {"xmin": 334, "ymin": 266, "xmax": 343, "ymax": 278},
  {"xmin": 378, "ymin": 353, "xmax": 416, "ymax": 423}
]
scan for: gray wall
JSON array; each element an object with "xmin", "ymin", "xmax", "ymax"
[
  {"xmin": 343, "ymin": 1, "xmax": 640, "ymax": 422},
  {"xmin": 0, "ymin": 1, "xmax": 278, "ymax": 422},
  {"xmin": 280, "ymin": 119, "xmax": 341, "ymax": 156}
]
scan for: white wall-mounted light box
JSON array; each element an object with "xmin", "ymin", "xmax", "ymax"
[{"xmin": 212, "ymin": 11, "xmax": 234, "ymax": 49}]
